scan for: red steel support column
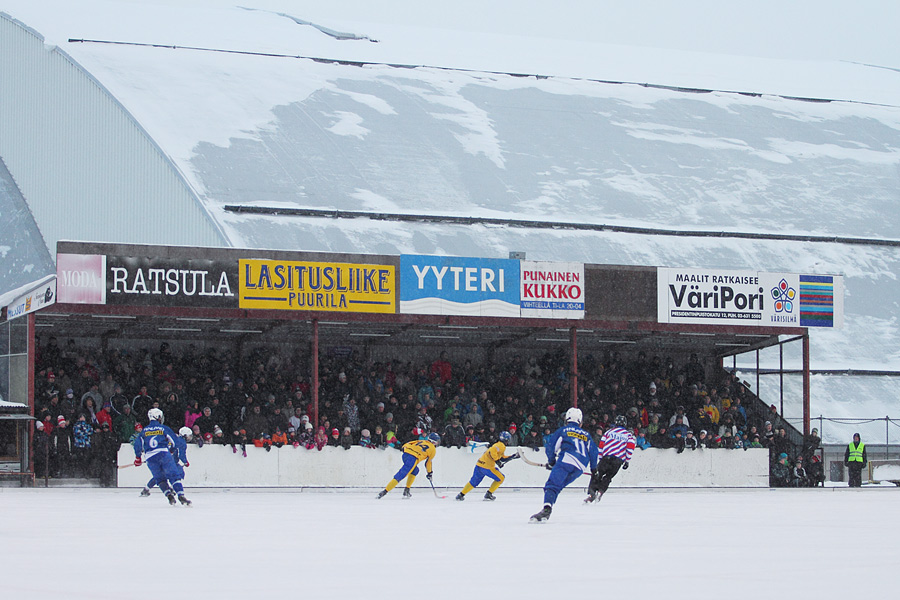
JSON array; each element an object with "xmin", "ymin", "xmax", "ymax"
[
  {"xmin": 802, "ymin": 331, "xmax": 811, "ymax": 436},
  {"xmin": 570, "ymin": 326, "xmax": 578, "ymax": 409},
  {"xmin": 27, "ymin": 313, "xmax": 36, "ymax": 476},
  {"xmin": 312, "ymin": 319, "xmax": 319, "ymax": 429}
]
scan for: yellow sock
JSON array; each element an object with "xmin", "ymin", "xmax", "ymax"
[
  {"xmin": 461, "ymin": 483, "xmax": 474, "ymax": 495},
  {"xmin": 385, "ymin": 479, "xmax": 400, "ymax": 492},
  {"xmin": 405, "ymin": 473, "xmax": 417, "ymax": 488},
  {"xmin": 488, "ymin": 480, "xmax": 502, "ymax": 493}
]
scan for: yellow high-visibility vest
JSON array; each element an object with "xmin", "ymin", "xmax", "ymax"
[{"xmin": 848, "ymin": 442, "xmax": 865, "ymax": 463}]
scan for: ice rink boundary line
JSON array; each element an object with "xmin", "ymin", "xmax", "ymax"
[{"xmin": 4, "ymin": 486, "xmax": 895, "ymax": 494}]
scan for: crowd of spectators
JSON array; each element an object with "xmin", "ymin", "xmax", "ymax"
[{"xmin": 32, "ymin": 336, "xmax": 810, "ymax": 483}]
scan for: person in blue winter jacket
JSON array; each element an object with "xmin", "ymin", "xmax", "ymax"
[
  {"xmin": 141, "ymin": 425, "xmax": 192, "ymax": 498},
  {"xmin": 530, "ymin": 407, "xmax": 598, "ymax": 523},
  {"xmin": 133, "ymin": 408, "xmax": 192, "ymax": 507}
]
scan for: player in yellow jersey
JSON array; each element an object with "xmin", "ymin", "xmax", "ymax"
[
  {"xmin": 376, "ymin": 432, "xmax": 440, "ymax": 499},
  {"xmin": 455, "ymin": 431, "xmax": 519, "ymax": 501}
]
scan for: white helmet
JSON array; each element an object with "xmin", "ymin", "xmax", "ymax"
[
  {"xmin": 178, "ymin": 426, "xmax": 193, "ymax": 438},
  {"xmin": 565, "ymin": 407, "xmax": 583, "ymax": 425},
  {"xmin": 148, "ymin": 408, "xmax": 164, "ymax": 423}
]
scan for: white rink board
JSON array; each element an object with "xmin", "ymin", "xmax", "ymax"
[{"xmin": 118, "ymin": 445, "xmax": 769, "ymax": 487}]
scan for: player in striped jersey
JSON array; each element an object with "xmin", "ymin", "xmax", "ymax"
[{"xmin": 586, "ymin": 415, "xmax": 636, "ymax": 503}]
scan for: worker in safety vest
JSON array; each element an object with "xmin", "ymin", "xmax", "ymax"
[{"xmin": 844, "ymin": 432, "xmax": 867, "ymax": 488}]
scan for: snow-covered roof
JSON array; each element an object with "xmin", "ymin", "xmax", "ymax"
[{"xmin": 2, "ymin": 1, "xmax": 900, "ymax": 442}]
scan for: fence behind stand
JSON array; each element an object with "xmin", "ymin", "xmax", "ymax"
[{"xmin": 117, "ymin": 445, "xmax": 770, "ymax": 488}]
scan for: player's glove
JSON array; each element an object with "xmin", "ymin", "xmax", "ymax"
[
  {"xmin": 622, "ymin": 462, "xmax": 629, "ymax": 470},
  {"xmin": 134, "ymin": 457, "xmax": 142, "ymax": 467},
  {"xmin": 545, "ymin": 463, "xmax": 553, "ymax": 471},
  {"xmin": 183, "ymin": 461, "xmax": 190, "ymax": 468},
  {"xmin": 426, "ymin": 472, "xmax": 433, "ymax": 481}
]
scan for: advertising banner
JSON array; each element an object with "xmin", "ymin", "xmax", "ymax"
[
  {"xmin": 107, "ymin": 256, "xmax": 237, "ymax": 308},
  {"xmin": 57, "ymin": 253, "xmax": 106, "ymax": 305},
  {"xmin": 239, "ymin": 259, "xmax": 395, "ymax": 313},
  {"xmin": 400, "ymin": 255, "xmax": 519, "ymax": 317},
  {"xmin": 56, "ymin": 253, "xmax": 238, "ymax": 308},
  {"xmin": 520, "ymin": 260, "xmax": 584, "ymax": 319},
  {"xmin": 6, "ymin": 278, "xmax": 56, "ymax": 320},
  {"xmin": 658, "ymin": 267, "xmax": 842, "ymax": 328}
]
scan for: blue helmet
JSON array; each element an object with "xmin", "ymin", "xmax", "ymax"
[
  {"xmin": 499, "ymin": 431, "xmax": 511, "ymax": 443},
  {"xmin": 427, "ymin": 432, "xmax": 441, "ymax": 446}
]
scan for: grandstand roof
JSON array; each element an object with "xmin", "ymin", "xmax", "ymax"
[{"xmin": 2, "ymin": 1, "xmax": 900, "ymax": 442}]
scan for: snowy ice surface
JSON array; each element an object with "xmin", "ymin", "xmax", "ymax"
[{"xmin": 2, "ymin": 486, "xmax": 899, "ymax": 599}]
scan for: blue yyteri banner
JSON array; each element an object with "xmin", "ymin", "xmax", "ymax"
[{"xmin": 400, "ymin": 255, "xmax": 520, "ymax": 317}]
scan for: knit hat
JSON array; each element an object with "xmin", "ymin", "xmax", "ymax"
[
  {"xmin": 35, "ymin": 420, "xmax": 44, "ymax": 430},
  {"xmin": 509, "ymin": 424, "xmax": 517, "ymax": 431},
  {"xmin": 331, "ymin": 428, "xmax": 339, "ymax": 436},
  {"xmin": 361, "ymin": 429, "xmax": 370, "ymax": 437},
  {"xmin": 57, "ymin": 415, "xmax": 66, "ymax": 425}
]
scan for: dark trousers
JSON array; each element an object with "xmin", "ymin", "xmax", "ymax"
[
  {"xmin": 848, "ymin": 463, "xmax": 864, "ymax": 487},
  {"xmin": 590, "ymin": 455, "xmax": 624, "ymax": 495}
]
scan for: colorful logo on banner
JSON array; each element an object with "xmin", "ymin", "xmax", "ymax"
[
  {"xmin": 800, "ymin": 275, "xmax": 836, "ymax": 327},
  {"xmin": 771, "ymin": 278, "xmax": 796, "ymax": 313},
  {"xmin": 239, "ymin": 259, "xmax": 395, "ymax": 313},
  {"xmin": 520, "ymin": 261, "xmax": 584, "ymax": 319},
  {"xmin": 400, "ymin": 255, "xmax": 519, "ymax": 317},
  {"xmin": 57, "ymin": 254, "xmax": 106, "ymax": 304}
]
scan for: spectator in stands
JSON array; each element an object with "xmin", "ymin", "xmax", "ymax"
[
  {"xmin": 71, "ymin": 413, "xmax": 93, "ymax": 477},
  {"xmin": 243, "ymin": 404, "xmax": 268, "ymax": 440},
  {"xmin": 95, "ymin": 402, "xmax": 114, "ymax": 430},
  {"xmin": 683, "ymin": 430, "xmax": 698, "ymax": 451},
  {"xmin": 801, "ymin": 427, "xmax": 821, "ymax": 464},
  {"xmin": 340, "ymin": 427, "xmax": 354, "ymax": 449},
  {"xmin": 297, "ymin": 422, "xmax": 315, "ymax": 449},
  {"xmin": 791, "ymin": 457, "xmax": 808, "ymax": 487},
  {"xmin": 327, "ymin": 427, "xmax": 341, "ymax": 448},
  {"xmin": 184, "ymin": 400, "xmax": 202, "ymax": 431},
  {"xmin": 807, "ymin": 455, "xmax": 825, "ymax": 487},
  {"xmin": 771, "ymin": 452, "xmax": 791, "ymax": 487},
  {"xmin": 443, "ymin": 414, "xmax": 466, "ymax": 448},
  {"xmin": 506, "ymin": 423, "xmax": 520, "ymax": 447},
  {"xmin": 51, "ymin": 415, "xmax": 73, "ymax": 477},
  {"xmin": 113, "ymin": 404, "xmax": 137, "ymax": 443},
  {"xmin": 33, "ymin": 420, "xmax": 50, "ymax": 479},
  {"xmin": 92, "ymin": 422, "xmax": 118, "ymax": 486},
  {"xmin": 371, "ymin": 425, "xmax": 385, "ymax": 448}
]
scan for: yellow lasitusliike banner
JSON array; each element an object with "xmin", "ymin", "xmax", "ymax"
[{"xmin": 239, "ymin": 259, "xmax": 395, "ymax": 313}]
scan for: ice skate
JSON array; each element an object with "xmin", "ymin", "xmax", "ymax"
[
  {"xmin": 178, "ymin": 494, "xmax": 193, "ymax": 507},
  {"xmin": 402, "ymin": 488, "xmax": 412, "ymax": 499},
  {"xmin": 166, "ymin": 492, "xmax": 177, "ymax": 506},
  {"xmin": 585, "ymin": 490, "xmax": 603, "ymax": 504},
  {"xmin": 376, "ymin": 489, "xmax": 388, "ymax": 499},
  {"xmin": 455, "ymin": 492, "xmax": 465, "ymax": 501},
  {"xmin": 139, "ymin": 487, "xmax": 150, "ymax": 497},
  {"xmin": 529, "ymin": 505, "xmax": 552, "ymax": 523},
  {"xmin": 483, "ymin": 491, "xmax": 496, "ymax": 501}
]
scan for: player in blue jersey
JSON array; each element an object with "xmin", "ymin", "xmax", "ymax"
[
  {"xmin": 530, "ymin": 407, "xmax": 598, "ymax": 523},
  {"xmin": 140, "ymin": 425, "xmax": 192, "ymax": 500},
  {"xmin": 133, "ymin": 408, "xmax": 192, "ymax": 507}
]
